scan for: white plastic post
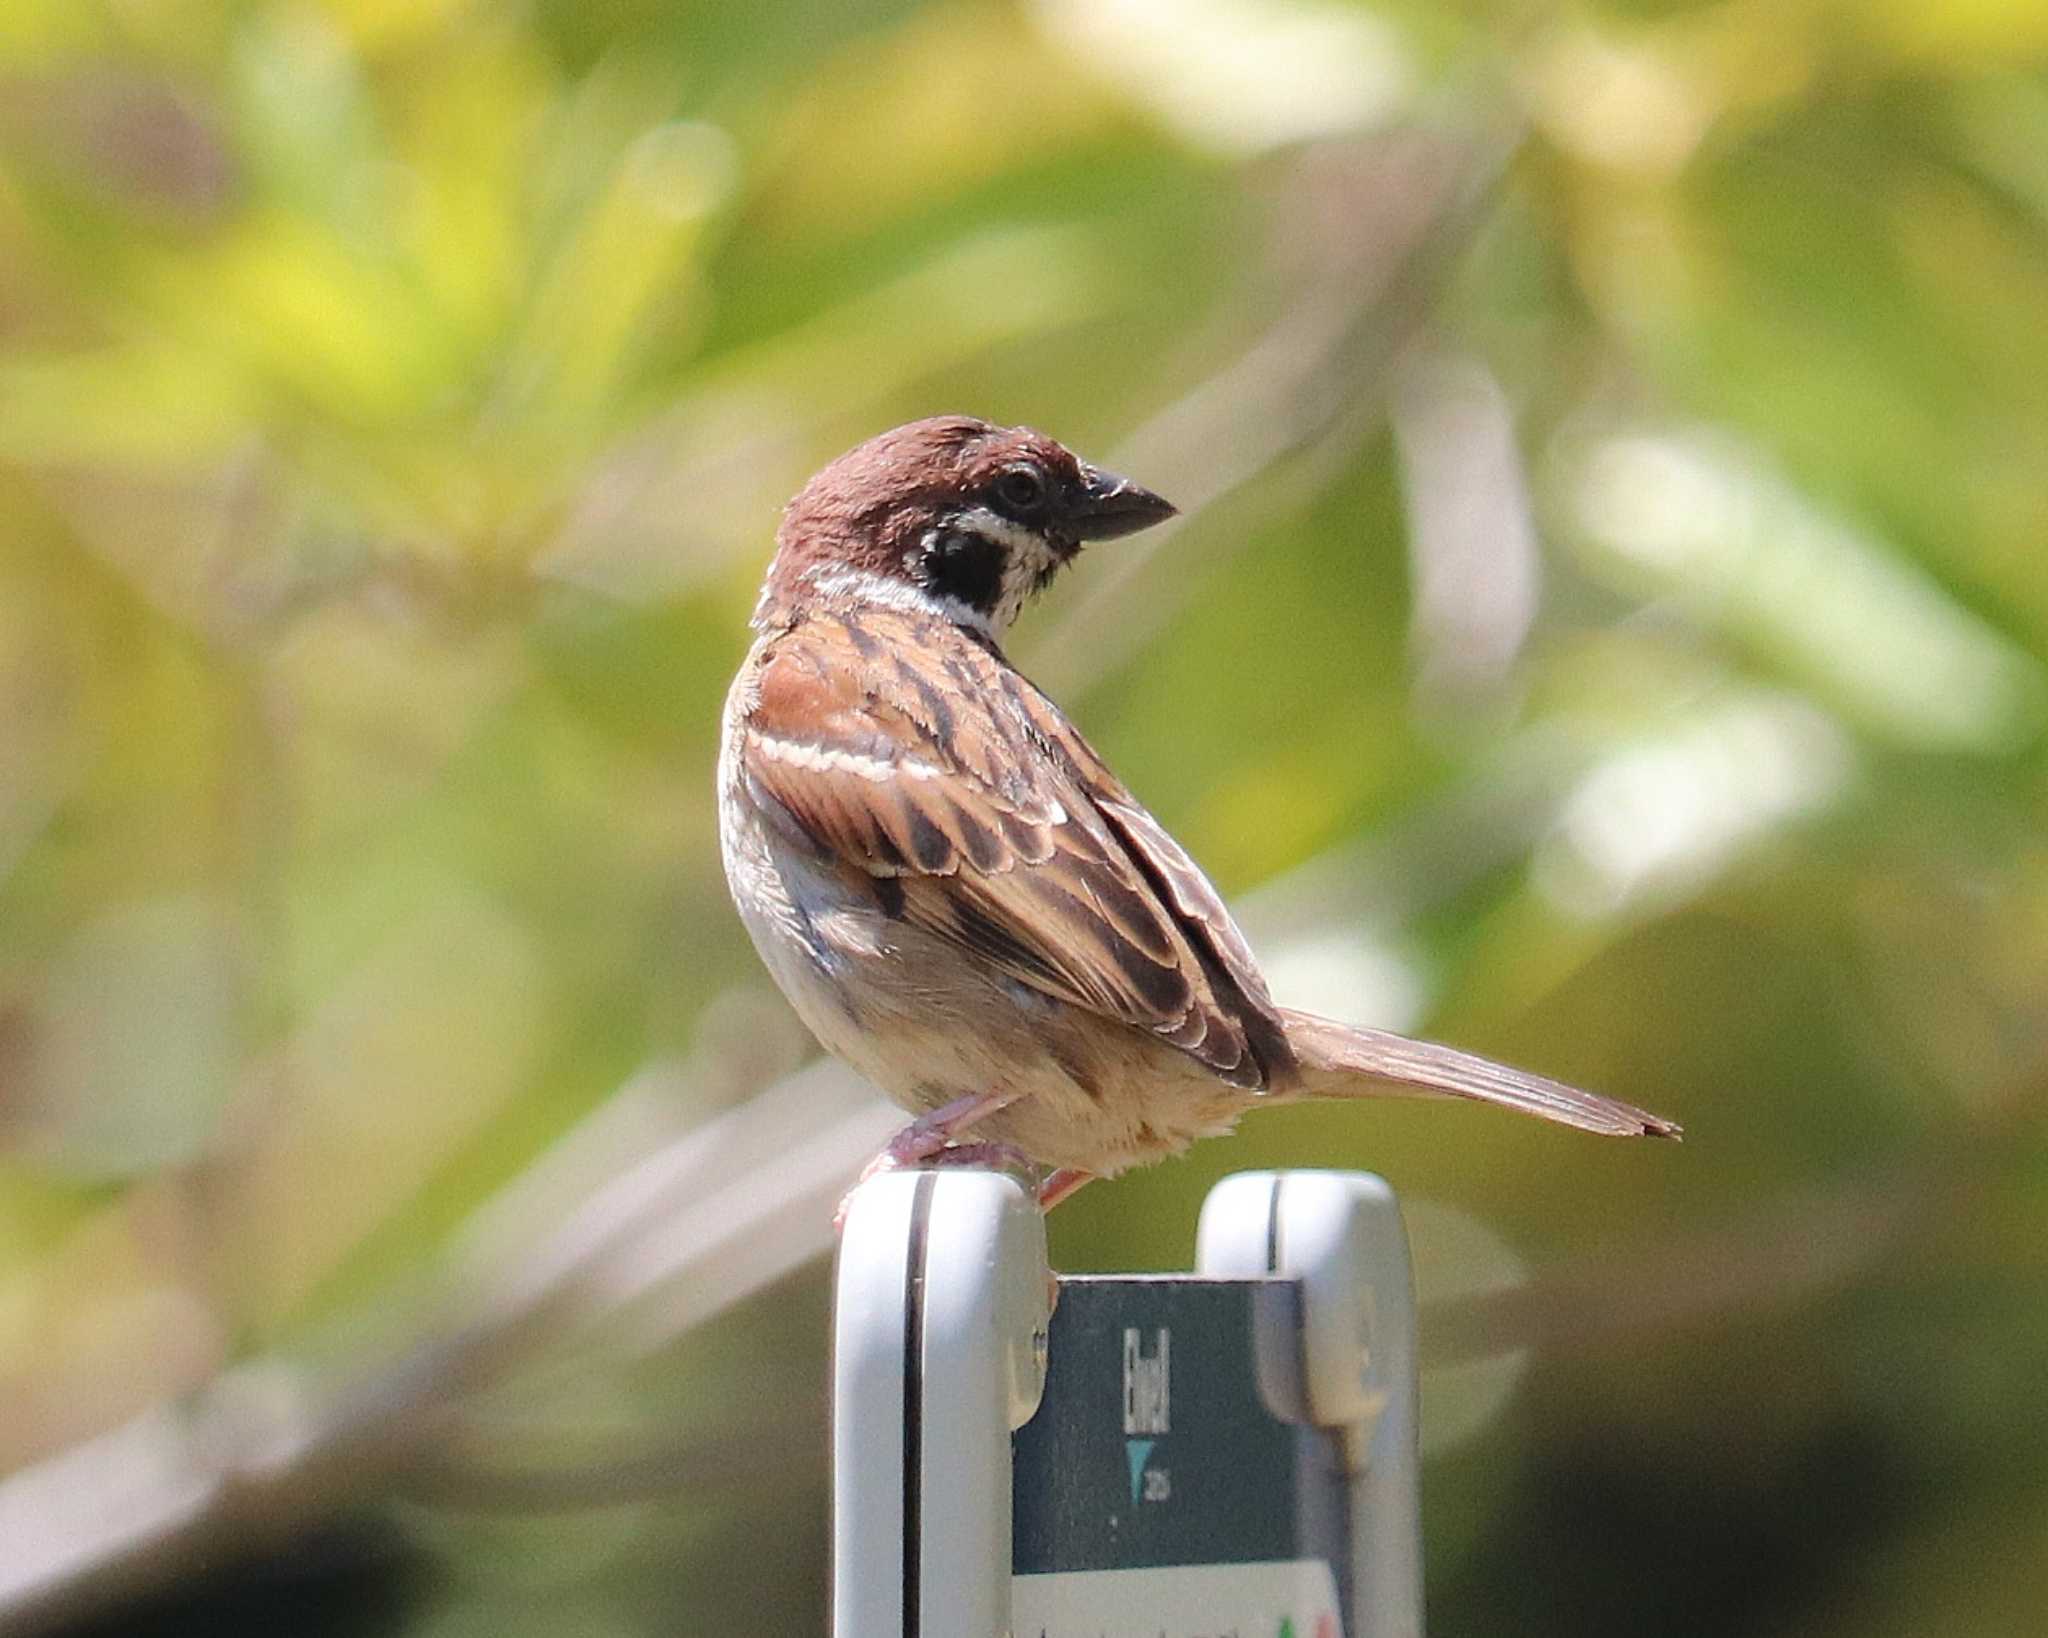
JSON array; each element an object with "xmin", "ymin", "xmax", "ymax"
[
  {"xmin": 832, "ymin": 1169, "xmax": 1051, "ymax": 1638},
  {"xmin": 1197, "ymin": 1171, "xmax": 1424, "ymax": 1638}
]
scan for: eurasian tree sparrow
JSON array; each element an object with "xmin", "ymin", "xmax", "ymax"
[{"xmin": 719, "ymin": 417, "xmax": 1677, "ymax": 1208}]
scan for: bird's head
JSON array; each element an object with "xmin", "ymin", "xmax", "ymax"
[{"xmin": 754, "ymin": 416, "xmax": 1176, "ymax": 636}]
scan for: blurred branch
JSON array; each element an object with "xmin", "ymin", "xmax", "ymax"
[
  {"xmin": 0, "ymin": 1059, "xmax": 897, "ymax": 1637},
  {"xmin": 1421, "ymin": 1164, "xmax": 1943, "ymax": 1371},
  {"xmin": 1026, "ymin": 122, "xmax": 1523, "ymax": 698},
  {"xmin": 1392, "ymin": 353, "xmax": 1542, "ymax": 708},
  {"xmin": 1424, "ymin": 1067, "xmax": 2048, "ymax": 1372},
  {"xmin": 399, "ymin": 1420, "xmax": 823, "ymax": 1515}
]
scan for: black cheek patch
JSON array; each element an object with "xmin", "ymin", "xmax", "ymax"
[{"xmin": 923, "ymin": 529, "xmax": 1007, "ymax": 615}]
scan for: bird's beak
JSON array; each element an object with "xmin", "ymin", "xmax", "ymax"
[{"xmin": 1068, "ymin": 463, "xmax": 1178, "ymax": 541}]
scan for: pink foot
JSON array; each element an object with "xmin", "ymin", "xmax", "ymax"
[
  {"xmin": 1038, "ymin": 1168, "xmax": 1096, "ymax": 1210},
  {"xmin": 872, "ymin": 1090, "xmax": 1015, "ymax": 1173},
  {"xmin": 834, "ymin": 1109, "xmax": 1036, "ymax": 1231}
]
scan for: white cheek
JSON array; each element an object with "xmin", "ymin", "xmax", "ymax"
[{"xmin": 1000, "ymin": 543, "xmax": 1061, "ymax": 626}]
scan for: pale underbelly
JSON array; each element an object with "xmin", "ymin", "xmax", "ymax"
[{"xmin": 724, "ymin": 806, "xmax": 1246, "ymax": 1175}]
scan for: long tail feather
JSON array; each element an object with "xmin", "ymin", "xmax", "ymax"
[{"xmin": 1278, "ymin": 1007, "xmax": 1681, "ymax": 1139}]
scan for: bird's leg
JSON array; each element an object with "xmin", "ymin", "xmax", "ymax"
[
  {"xmin": 1037, "ymin": 1168, "xmax": 1095, "ymax": 1210},
  {"xmin": 865, "ymin": 1089, "xmax": 1017, "ymax": 1174},
  {"xmin": 836, "ymin": 1090, "xmax": 1027, "ymax": 1228}
]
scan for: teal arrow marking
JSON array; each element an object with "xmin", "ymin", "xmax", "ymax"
[{"xmin": 1125, "ymin": 1439, "xmax": 1155, "ymax": 1505}]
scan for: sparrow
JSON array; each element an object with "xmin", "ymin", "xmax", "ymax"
[{"xmin": 719, "ymin": 416, "xmax": 1678, "ymax": 1209}]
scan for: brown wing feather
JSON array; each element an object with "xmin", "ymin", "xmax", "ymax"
[
  {"xmin": 738, "ymin": 610, "xmax": 1283, "ymax": 1088},
  {"xmin": 1012, "ymin": 687, "xmax": 1300, "ymax": 1084}
]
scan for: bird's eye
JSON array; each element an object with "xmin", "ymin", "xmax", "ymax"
[{"xmin": 994, "ymin": 465, "xmax": 1048, "ymax": 514}]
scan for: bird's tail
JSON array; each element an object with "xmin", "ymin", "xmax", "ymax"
[{"xmin": 1277, "ymin": 1007, "xmax": 1681, "ymax": 1139}]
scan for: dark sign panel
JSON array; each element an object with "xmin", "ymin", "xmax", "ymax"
[{"xmin": 1012, "ymin": 1276, "xmax": 1351, "ymax": 1637}]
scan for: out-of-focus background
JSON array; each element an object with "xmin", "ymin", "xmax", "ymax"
[{"xmin": 2, "ymin": 0, "xmax": 2047, "ymax": 1632}]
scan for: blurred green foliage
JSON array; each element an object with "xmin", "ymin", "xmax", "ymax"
[{"xmin": 3, "ymin": 0, "xmax": 2048, "ymax": 1633}]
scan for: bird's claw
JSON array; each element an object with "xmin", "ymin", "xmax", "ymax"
[{"xmin": 834, "ymin": 1138, "xmax": 1043, "ymax": 1232}]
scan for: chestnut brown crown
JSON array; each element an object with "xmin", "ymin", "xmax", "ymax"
[{"xmin": 753, "ymin": 416, "xmax": 1176, "ymax": 635}]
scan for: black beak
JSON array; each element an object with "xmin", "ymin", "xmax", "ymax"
[{"xmin": 1067, "ymin": 463, "xmax": 1178, "ymax": 541}]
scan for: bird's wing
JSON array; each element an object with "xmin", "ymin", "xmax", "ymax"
[{"xmin": 735, "ymin": 609, "xmax": 1292, "ymax": 1089}]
